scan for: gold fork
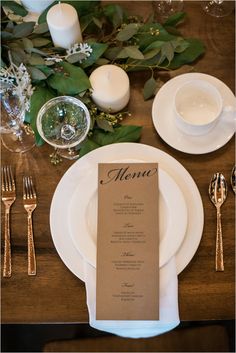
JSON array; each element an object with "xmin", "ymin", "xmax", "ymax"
[
  {"xmin": 23, "ymin": 176, "xmax": 37, "ymax": 276},
  {"xmin": 1, "ymin": 166, "xmax": 16, "ymax": 278}
]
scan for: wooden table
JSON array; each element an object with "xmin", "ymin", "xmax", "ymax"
[{"xmin": 1, "ymin": 1, "xmax": 235, "ymax": 324}]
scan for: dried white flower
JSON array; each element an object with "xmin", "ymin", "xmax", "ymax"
[
  {"xmin": 66, "ymin": 42, "xmax": 93, "ymax": 63},
  {"xmin": 45, "ymin": 56, "xmax": 63, "ymax": 63},
  {"xmin": 0, "ymin": 58, "xmax": 34, "ymax": 111}
]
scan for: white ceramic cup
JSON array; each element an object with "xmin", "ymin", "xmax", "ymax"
[{"xmin": 174, "ymin": 79, "xmax": 223, "ymax": 136}]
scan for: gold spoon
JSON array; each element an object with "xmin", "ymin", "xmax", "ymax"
[{"xmin": 209, "ymin": 173, "xmax": 228, "ymax": 271}]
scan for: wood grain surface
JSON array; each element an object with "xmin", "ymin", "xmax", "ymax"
[{"xmin": 1, "ymin": 1, "xmax": 235, "ymax": 323}]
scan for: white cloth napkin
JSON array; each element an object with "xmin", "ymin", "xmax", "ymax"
[{"xmin": 83, "ymin": 257, "xmax": 180, "ymax": 339}]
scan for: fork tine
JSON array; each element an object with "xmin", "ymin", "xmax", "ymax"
[
  {"xmin": 2, "ymin": 166, "xmax": 8, "ymax": 191},
  {"xmin": 1, "ymin": 167, "xmax": 5, "ymax": 191},
  {"xmin": 1, "ymin": 166, "xmax": 15, "ymax": 192},
  {"xmin": 8, "ymin": 166, "xmax": 15, "ymax": 191},
  {"xmin": 29, "ymin": 176, "xmax": 36, "ymax": 198},
  {"xmin": 6, "ymin": 166, "xmax": 11, "ymax": 191},
  {"xmin": 6, "ymin": 166, "xmax": 15, "ymax": 192},
  {"xmin": 23, "ymin": 176, "xmax": 28, "ymax": 199},
  {"xmin": 23, "ymin": 176, "xmax": 36, "ymax": 199},
  {"xmin": 27, "ymin": 177, "xmax": 32, "ymax": 198}
]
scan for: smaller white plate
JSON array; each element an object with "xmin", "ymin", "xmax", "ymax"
[
  {"xmin": 152, "ymin": 73, "xmax": 236, "ymax": 154},
  {"xmin": 68, "ymin": 161, "xmax": 187, "ymax": 269},
  {"xmin": 50, "ymin": 143, "xmax": 204, "ymax": 280}
]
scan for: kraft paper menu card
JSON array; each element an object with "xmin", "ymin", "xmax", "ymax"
[{"xmin": 96, "ymin": 163, "xmax": 159, "ymax": 321}]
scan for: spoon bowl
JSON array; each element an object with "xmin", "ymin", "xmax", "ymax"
[{"xmin": 209, "ymin": 172, "xmax": 228, "ymax": 271}]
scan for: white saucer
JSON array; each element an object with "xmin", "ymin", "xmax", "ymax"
[
  {"xmin": 50, "ymin": 143, "xmax": 204, "ymax": 281},
  {"xmin": 152, "ymin": 73, "xmax": 236, "ymax": 154},
  {"xmin": 68, "ymin": 161, "xmax": 187, "ymax": 269}
]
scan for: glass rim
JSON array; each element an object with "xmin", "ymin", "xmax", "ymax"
[{"xmin": 36, "ymin": 95, "xmax": 91, "ymax": 149}]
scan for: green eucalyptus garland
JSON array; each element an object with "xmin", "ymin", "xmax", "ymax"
[{"xmin": 1, "ymin": 0, "xmax": 205, "ymax": 156}]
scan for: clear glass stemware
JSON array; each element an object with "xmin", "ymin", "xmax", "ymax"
[
  {"xmin": 36, "ymin": 96, "xmax": 91, "ymax": 160},
  {"xmin": 201, "ymin": 0, "xmax": 235, "ymax": 17},
  {"xmin": 152, "ymin": 0, "xmax": 184, "ymax": 21},
  {"xmin": 0, "ymin": 81, "xmax": 35, "ymax": 153}
]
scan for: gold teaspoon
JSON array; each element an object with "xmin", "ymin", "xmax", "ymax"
[{"xmin": 209, "ymin": 173, "xmax": 228, "ymax": 271}]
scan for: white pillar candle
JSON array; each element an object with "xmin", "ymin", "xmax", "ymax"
[
  {"xmin": 89, "ymin": 65, "xmax": 130, "ymax": 113},
  {"xmin": 46, "ymin": 3, "xmax": 82, "ymax": 49}
]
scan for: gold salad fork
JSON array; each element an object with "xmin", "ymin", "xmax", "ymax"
[
  {"xmin": 23, "ymin": 176, "xmax": 37, "ymax": 276},
  {"xmin": 1, "ymin": 166, "xmax": 16, "ymax": 278}
]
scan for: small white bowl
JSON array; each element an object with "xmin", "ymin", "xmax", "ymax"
[{"xmin": 174, "ymin": 79, "xmax": 223, "ymax": 136}]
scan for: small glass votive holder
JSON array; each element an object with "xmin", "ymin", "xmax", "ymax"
[{"xmin": 36, "ymin": 96, "xmax": 91, "ymax": 160}]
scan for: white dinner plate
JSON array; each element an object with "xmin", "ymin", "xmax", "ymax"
[
  {"xmin": 152, "ymin": 73, "xmax": 236, "ymax": 154},
  {"xmin": 68, "ymin": 159, "xmax": 187, "ymax": 269},
  {"xmin": 50, "ymin": 143, "xmax": 204, "ymax": 281}
]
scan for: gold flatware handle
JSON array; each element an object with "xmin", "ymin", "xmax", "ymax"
[
  {"xmin": 216, "ymin": 209, "xmax": 224, "ymax": 271},
  {"xmin": 3, "ymin": 208, "xmax": 11, "ymax": 278},
  {"xmin": 27, "ymin": 213, "xmax": 36, "ymax": 276}
]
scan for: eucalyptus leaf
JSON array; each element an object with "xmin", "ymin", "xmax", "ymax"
[
  {"xmin": 12, "ymin": 22, "xmax": 35, "ymax": 38},
  {"xmin": 163, "ymin": 12, "xmax": 186, "ymax": 27},
  {"xmin": 96, "ymin": 58, "xmax": 110, "ymax": 66},
  {"xmin": 33, "ymin": 22, "xmax": 49, "ymax": 34},
  {"xmin": 124, "ymin": 46, "xmax": 144, "ymax": 60},
  {"xmin": 167, "ymin": 38, "xmax": 205, "ymax": 69},
  {"xmin": 28, "ymin": 66, "xmax": 47, "ymax": 81},
  {"xmin": 79, "ymin": 125, "xmax": 142, "ymax": 157},
  {"xmin": 1, "ymin": 0, "xmax": 28, "ymax": 17},
  {"xmin": 161, "ymin": 42, "xmax": 174, "ymax": 63},
  {"xmin": 173, "ymin": 38, "xmax": 189, "ymax": 53},
  {"xmin": 10, "ymin": 48, "xmax": 27, "ymax": 65},
  {"xmin": 81, "ymin": 43, "xmax": 108, "ymax": 69},
  {"xmin": 38, "ymin": 1, "xmax": 57, "ymax": 24},
  {"xmin": 138, "ymin": 23, "xmax": 175, "ymax": 50},
  {"xmin": 96, "ymin": 118, "xmax": 114, "ymax": 132},
  {"xmin": 32, "ymin": 38, "xmax": 51, "ymax": 47},
  {"xmin": 116, "ymin": 23, "xmax": 140, "ymax": 41},
  {"xmin": 117, "ymin": 46, "xmax": 144, "ymax": 60},
  {"xmin": 28, "ymin": 54, "xmax": 45, "ymax": 66},
  {"xmin": 25, "ymin": 86, "xmax": 55, "ymax": 145},
  {"xmin": 92, "ymin": 125, "xmax": 142, "ymax": 146},
  {"xmin": 8, "ymin": 41, "xmax": 24, "ymax": 50},
  {"xmin": 47, "ymin": 62, "xmax": 91, "ymax": 95},
  {"xmin": 1, "ymin": 31, "xmax": 14, "ymax": 41},
  {"xmin": 22, "ymin": 38, "xmax": 33, "ymax": 53},
  {"xmin": 143, "ymin": 40, "xmax": 164, "ymax": 52},
  {"xmin": 143, "ymin": 76, "xmax": 157, "ymax": 100},
  {"xmin": 143, "ymin": 48, "xmax": 161, "ymax": 60},
  {"xmin": 104, "ymin": 47, "xmax": 122, "ymax": 61},
  {"xmin": 79, "ymin": 139, "xmax": 100, "ymax": 157},
  {"xmin": 115, "ymin": 48, "xmax": 130, "ymax": 59},
  {"xmin": 35, "ymin": 65, "xmax": 55, "ymax": 77}
]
